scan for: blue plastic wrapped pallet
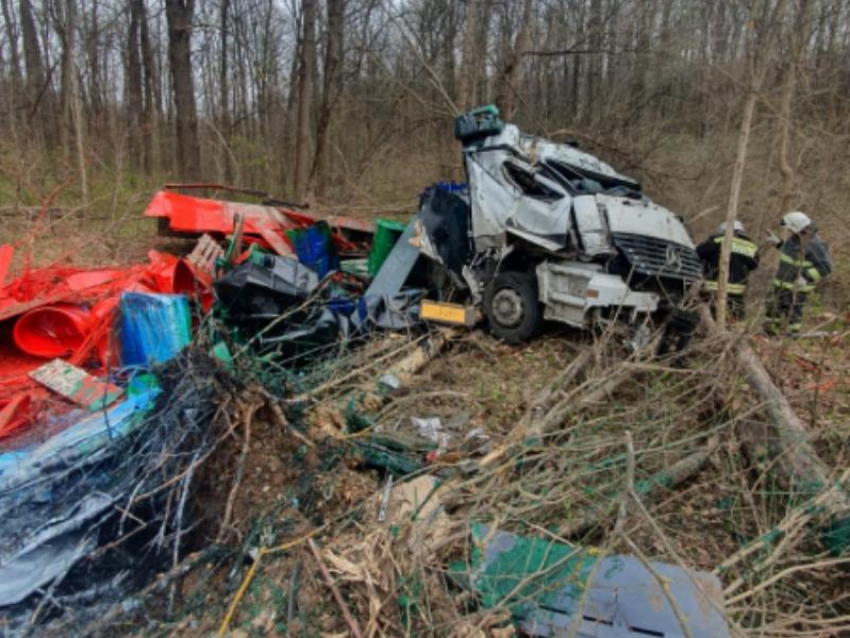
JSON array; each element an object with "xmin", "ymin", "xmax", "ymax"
[{"xmin": 119, "ymin": 292, "xmax": 192, "ymax": 366}]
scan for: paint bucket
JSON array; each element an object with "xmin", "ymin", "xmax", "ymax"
[
  {"xmin": 13, "ymin": 304, "xmax": 91, "ymax": 358},
  {"xmin": 368, "ymin": 219, "xmax": 407, "ymax": 276}
]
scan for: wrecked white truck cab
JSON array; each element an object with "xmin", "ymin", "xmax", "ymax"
[{"xmin": 415, "ymin": 106, "xmax": 703, "ymax": 344}]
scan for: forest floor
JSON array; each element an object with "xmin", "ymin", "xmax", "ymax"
[
  {"xmin": 134, "ymin": 320, "xmax": 850, "ymax": 638},
  {"xmin": 5, "ymin": 132, "xmax": 850, "ymax": 637}
]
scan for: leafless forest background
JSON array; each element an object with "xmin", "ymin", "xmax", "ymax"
[{"xmin": 0, "ymin": 0, "xmax": 848, "ymax": 303}]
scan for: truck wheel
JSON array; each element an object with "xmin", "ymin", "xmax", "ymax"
[{"xmin": 483, "ymin": 270, "xmax": 542, "ymax": 344}]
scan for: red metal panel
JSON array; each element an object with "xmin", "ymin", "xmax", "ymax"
[{"xmin": 143, "ymin": 190, "xmax": 374, "ymax": 257}]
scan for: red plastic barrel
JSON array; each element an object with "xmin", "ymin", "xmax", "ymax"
[
  {"xmin": 13, "ymin": 304, "xmax": 91, "ymax": 358},
  {"xmin": 172, "ymin": 259, "xmax": 199, "ymax": 295},
  {"xmin": 90, "ymin": 297, "xmax": 120, "ymax": 367},
  {"xmin": 146, "ymin": 251, "xmax": 198, "ymax": 295}
]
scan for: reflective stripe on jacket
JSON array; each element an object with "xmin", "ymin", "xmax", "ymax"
[
  {"xmin": 696, "ymin": 231, "xmax": 759, "ymax": 295},
  {"xmin": 773, "ymin": 233, "xmax": 832, "ymax": 292},
  {"xmin": 702, "ymin": 280, "xmax": 746, "ymax": 295}
]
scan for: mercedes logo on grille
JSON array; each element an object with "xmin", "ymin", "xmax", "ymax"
[{"xmin": 664, "ymin": 245, "xmax": 683, "ymax": 272}]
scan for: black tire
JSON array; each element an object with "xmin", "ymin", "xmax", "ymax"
[{"xmin": 483, "ymin": 270, "xmax": 542, "ymax": 344}]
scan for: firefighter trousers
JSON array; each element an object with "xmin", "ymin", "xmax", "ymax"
[{"xmin": 765, "ymin": 289, "xmax": 807, "ymax": 334}]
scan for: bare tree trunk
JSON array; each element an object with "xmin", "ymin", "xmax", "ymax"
[
  {"xmin": 165, "ymin": 0, "xmax": 201, "ymax": 181},
  {"xmin": 715, "ymin": 90, "xmax": 757, "ymax": 327},
  {"xmin": 52, "ymin": 0, "xmax": 87, "ymax": 199},
  {"xmin": 282, "ymin": 11, "xmax": 302, "ymax": 192},
  {"xmin": 58, "ymin": 0, "xmax": 74, "ymax": 159},
  {"xmin": 1, "ymin": 0, "xmax": 22, "ymax": 143},
  {"xmin": 85, "ymin": 0, "xmax": 104, "ymax": 125},
  {"xmin": 139, "ymin": 0, "xmax": 158, "ymax": 174},
  {"xmin": 699, "ymin": 306, "xmax": 850, "ymax": 519},
  {"xmin": 457, "ymin": 0, "xmax": 478, "ymax": 111},
  {"xmin": 128, "ymin": 0, "xmax": 144, "ymax": 170},
  {"xmin": 293, "ymin": 0, "xmax": 316, "ymax": 202},
  {"xmin": 311, "ymin": 0, "xmax": 344, "ymax": 196},
  {"xmin": 71, "ymin": 58, "xmax": 88, "ymax": 203},
  {"xmin": 715, "ymin": 0, "xmax": 788, "ymax": 327},
  {"xmin": 585, "ymin": 0, "xmax": 602, "ymax": 118},
  {"xmin": 777, "ymin": 0, "xmax": 815, "ymax": 214},
  {"xmin": 494, "ymin": 0, "xmax": 533, "ymax": 121},
  {"xmin": 219, "ymin": 0, "xmax": 232, "ymax": 182},
  {"xmin": 475, "ymin": 1, "xmax": 491, "ymax": 104},
  {"xmin": 20, "ymin": 0, "xmax": 53, "ymax": 144},
  {"xmin": 0, "ymin": 0, "xmax": 22, "ymax": 86}
]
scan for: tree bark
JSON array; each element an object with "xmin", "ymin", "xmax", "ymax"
[
  {"xmin": 165, "ymin": 0, "xmax": 201, "ymax": 181},
  {"xmin": 699, "ymin": 306, "xmax": 850, "ymax": 519},
  {"xmin": 138, "ymin": 0, "xmax": 158, "ymax": 174},
  {"xmin": 311, "ymin": 0, "xmax": 344, "ymax": 196},
  {"xmin": 715, "ymin": 0, "xmax": 788, "ymax": 327},
  {"xmin": 715, "ymin": 89, "xmax": 757, "ymax": 327},
  {"xmin": 457, "ymin": 0, "xmax": 478, "ymax": 111},
  {"xmin": 776, "ymin": 0, "xmax": 815, "ymax": 214},
  {"xmin": 585, "ymin": 0, "xmax": 603, "ymax": 117},
  {"xmin": 52, "ymin": 0, "xmax": 87, "ymax": 199},
  {"xmin": 494, "ymin": 0, "xmax": 533, "ymax": 121},
  {"xmin": 219, "ymin": 0, "xmax": 232, "ymax": 182},
  {"xmin": 0, "ymin": 0, "xmax": 22, "ymax": 143},
  {"xmin": 84, "ymin": 0, "xmax": 104, "ymax": 123},
  {"xmin": 70, "ymin": 51, "xmax": 88, "ymax": 203},
  {"xmin": 58, "ymin": 0, "xmax": 74, "ymax": 159},
  {"xmin": 293, "ymin": 0, "xmax": 316, "ymax": 202},
  {"xmin": 20, "ymin": 0, "xmax": 54, "ymax": 144},
  {"xmin": 128, "ymin": 0, "xmax": 144, "ymax": 170}
]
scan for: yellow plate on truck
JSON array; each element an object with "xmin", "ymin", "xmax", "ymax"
[{"xmin": 420, "ymin": 300, "xmax": 476, "ymax": 326}]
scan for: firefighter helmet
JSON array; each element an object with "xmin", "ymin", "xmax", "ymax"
[
  {"xmin": 781, "ymin": 211, "xmax": 812, "ymax": 234},
  {"xmin": 718, "ymin": 220, "xmax": 745, "ymax": 234}
]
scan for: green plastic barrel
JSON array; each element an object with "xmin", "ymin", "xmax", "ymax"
[{"xmin": 368, "ymin": 219, "xmax": 407, "ymax": 276}]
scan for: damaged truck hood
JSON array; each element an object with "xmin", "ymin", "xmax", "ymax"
[
  {"xmin": 598, "ymin": 194, "xmax": 694, "ymax": 248},
  {"xmin": 463, "ymin": 124, "xmax": 691, "ymax": 255}
]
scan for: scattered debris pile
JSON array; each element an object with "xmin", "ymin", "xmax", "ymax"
[{"xmin": 0, "ymin": 182, "xmax": 848, "ymax": 638}]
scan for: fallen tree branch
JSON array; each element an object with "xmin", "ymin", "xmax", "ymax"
[
  {"xmin": 385, "ymin": 328, "xmax": 453, "ymax": 383},
  {"xmin": 523, "ymin": 348, "xmax": 594, "ymax": 440},
  {"xmin": 217, "ymin": 400, "xmax": 255, "ymax": 543},
  {"xmin": 616, "ymin": 431, "xmax": 696, "ymax": 638},
  {"xmin": 698, "ymin": 305, "xmax": 850, "ymax": 518},
  {"xmin": 716, "ymin": 465, "xmax": 850, "ymax": 579},
  {"xmin": 307, "ymin": 537, "xmax": 364, "ymax": 638},
  {"xmin": 558, "ymin": 438, "xmax": 719, "ymax": 538}
]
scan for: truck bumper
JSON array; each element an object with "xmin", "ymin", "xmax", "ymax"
[{"xmin": 537, "ymin": 261, "xmax": 659, "ymax": 328}]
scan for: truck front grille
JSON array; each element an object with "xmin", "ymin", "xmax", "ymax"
[{"xmin": 611, "ymin": 233, "xmax": 703, "ymax": 281}]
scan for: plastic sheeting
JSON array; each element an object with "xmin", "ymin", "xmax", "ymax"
[
  {"xmin": 365, "ymin": 220, "xmax": 419, "ymax": 298},
  {"xmin": 0, "ymin": 389, "xmax": 158, "ymax": 608},
  {"xmin": 119, "ymin": 293, "xmax": 192, "ymax": 366},
  {"xmin": 464, "ymin": 524, "xmax": 730, "ymax": 638},
  {"xmin": 416, "ymin": 185, "xmax": 471, "ymax": 275},
  {"xmin": 214, "ymin": 254, "xmax": 319, "ymax": 320}
]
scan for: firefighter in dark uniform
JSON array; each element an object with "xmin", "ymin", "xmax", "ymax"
[
  {"xmin": 696, "ymin": 220, "xmax": 760, "ymax": 320},
  {"xmin": 764, "ymin": 211, "xmax": 832, "ymax": 335}
]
